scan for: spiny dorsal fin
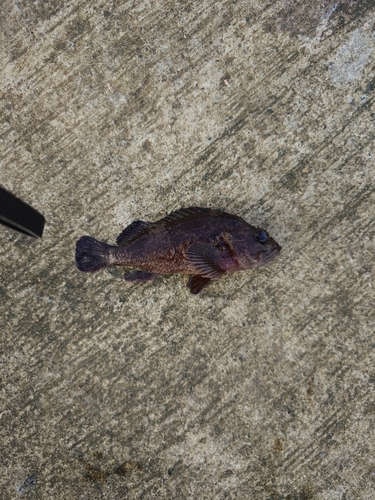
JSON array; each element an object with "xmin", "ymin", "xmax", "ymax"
[
  {"xmin": 159, "ymin": 207, "xmax": 220, "ymax": 224},
  {"xmin": 116, "ymin": 220, "xmax": 152, "ymax": 246},
  {"xmin": 117, "ymin": 208, "xmax": 224, "ymax": 247}
]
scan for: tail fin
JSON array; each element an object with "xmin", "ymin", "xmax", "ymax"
[{"xmin": 75, "ymin": 236, "xmax": 111, "ymax": 272}]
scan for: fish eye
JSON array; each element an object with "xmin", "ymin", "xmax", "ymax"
[{"xmin": 257, "ymin": 230, "xmax": 269, "ymax": 245}]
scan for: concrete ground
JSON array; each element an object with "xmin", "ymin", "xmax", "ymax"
[{"xmin": 1, "ymin": 1, "xmax": 375, "ymax": 498}]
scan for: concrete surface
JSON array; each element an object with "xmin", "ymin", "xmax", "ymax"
[{"xmin": 1, "ymin": 0, "xmax": 375, "ymax": 498}]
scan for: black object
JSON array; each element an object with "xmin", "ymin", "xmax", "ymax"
[{"xmin": 0, "ymin": 186, "xmax": 45, "ymax": 238}]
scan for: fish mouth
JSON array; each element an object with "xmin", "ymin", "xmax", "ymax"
[{"xmin": 261, "ymin": 244, "xmax": 281, "ymax": 264}]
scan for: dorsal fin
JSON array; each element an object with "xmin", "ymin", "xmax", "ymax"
[
  {"xmin": 116, "ymin": 208, "xmax": 224, "ymax": 247},
  {"xmin": 159, "ymin": 207, "xmax": 220, "ymax": 224},
  {"xmin": 116, "ymin": 220, "xmax": 152, "ymax": 246}
]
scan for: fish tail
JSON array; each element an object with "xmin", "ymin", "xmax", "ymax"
[{"xmin": 75, "ymin": 236, "xmax": 112, "ymax": 272}]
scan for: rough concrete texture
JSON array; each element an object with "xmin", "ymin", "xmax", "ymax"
[{"xmin": 1, "ymin": 0, "xmax": 375, "ymax": 498}]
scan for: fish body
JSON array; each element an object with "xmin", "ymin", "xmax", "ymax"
[{"xmin": 75, "ymin": 207, "xmax": 281, "ymax": 294}]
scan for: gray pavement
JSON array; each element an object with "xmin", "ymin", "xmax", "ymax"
[{"xmin": 1, "ymin": 1, "xmax": 375, "ymax": 498}]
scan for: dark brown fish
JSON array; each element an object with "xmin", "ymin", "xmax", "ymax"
[{"xmin": 75, "ymin": 207, "xmax": 281, "ymax": 294}]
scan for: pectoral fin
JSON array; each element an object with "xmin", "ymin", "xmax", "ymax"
[
  {"xmin": 185, "ymin": 243, "xmax": 225, "ymax": 279},
  {"xmin": 124, "ymin": 270, "xmax": 160, "ymax": 283},
  {"xmin": 187, "ymin": 275, "xmax": 212, "ymax": 295}
]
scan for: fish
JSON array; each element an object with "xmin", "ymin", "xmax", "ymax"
[{"xmin": 75, "ymin": 207, "xmax": 281, "ymax": 294}]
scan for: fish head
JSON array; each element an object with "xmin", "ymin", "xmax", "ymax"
[{"xmin": 247, "ymin": 227, "xmax": 281, "ymax": 267}]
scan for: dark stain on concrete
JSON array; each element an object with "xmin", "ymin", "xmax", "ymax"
[
  {"xmin": 84, "ymin": 463, "xmax": 109, "ymax": 483},
  {"xmin": 114, "ymin": 461, "xmax": 142, "ymax": 475},
  {"xmin": 82, "ymin": 454, "xmax": 142, "ymax": 483},
  {"xmin": 262, "ymin": 0, "xmax": 335, "ymax": 36},
  {"xmin": 273, "ymin": 438, "xmax": 284, "ymax": 453},
  {"xmin": 262, "ymin": 0, "xmax": 374, "ymax": 38},
  {"xmin": 267, "ymin": 486, "xmax": 314, "ymax": 500}
]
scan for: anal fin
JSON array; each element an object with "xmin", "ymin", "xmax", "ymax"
[
  {"xmin": 187, "ymin": 275, "xmax": 212, "ymax": 295},
  {"xmin": 124, "ymin": 270, "xmax": 160, "ymax": 283}
]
